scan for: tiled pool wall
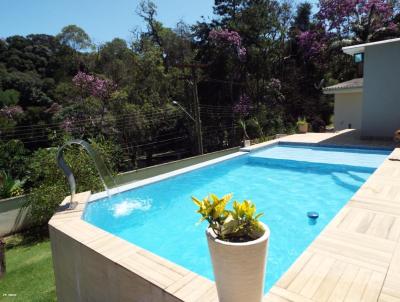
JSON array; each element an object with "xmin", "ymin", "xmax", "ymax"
[{"xmin": 49, "ymin": 138, "xmax": 400, "ymax": 302}]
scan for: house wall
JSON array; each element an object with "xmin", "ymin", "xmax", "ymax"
[
  {"xmin": 334, "ymin": 92, "xmax": 363, "ymax": 131},
  {"xmin": 362, "ymin": 42, "xmax": 400, "ymax": 138}
]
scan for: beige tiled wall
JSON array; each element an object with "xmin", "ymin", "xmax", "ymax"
[{"xmin": 50, "ymin": 223, "xmax": 182, "ymax": 302}]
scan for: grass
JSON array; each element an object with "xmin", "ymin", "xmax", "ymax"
[{"xmin": 0, "ymin": 228, "xmax": 56, "ymax": 302}]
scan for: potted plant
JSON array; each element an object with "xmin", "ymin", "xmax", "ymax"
[
  {"xmin": 192, "ymin": 193, "xmax": 270, "ymax": 302},
  {"xmin": 238, "ymin": 119, "xmax": 251, "ymax": 147},
  {"xmin": 297, "ymin": 117, "xmax": 308, "ymax": 134}
]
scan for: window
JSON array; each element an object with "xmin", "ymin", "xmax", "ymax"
[{"xmin": 354, "ymin": 53, "xmax": 364, "ymax": 63}]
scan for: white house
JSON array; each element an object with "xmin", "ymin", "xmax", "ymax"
[{"xmin": 323, "ymin": 38, "xmax": 400, "ymax": 139}]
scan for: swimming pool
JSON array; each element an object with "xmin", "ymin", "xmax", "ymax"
[{"xmin": 83, "ymin": 143, "xmax": 391, "ymax": 293}]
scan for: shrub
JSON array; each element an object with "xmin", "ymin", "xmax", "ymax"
[
  {"xmin": 310, "ymin": 117, "xmax": 326, "ymax": 132},
  {"xmin": 0, "ymin": 139, "xmax": 29, "ymax": 181},
  {"xmin": 245, "ymin": 118, "xmax": 264, "ymax": 139}
]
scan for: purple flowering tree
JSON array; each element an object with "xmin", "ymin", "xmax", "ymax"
[
  {"xmin": 64, "ymin": 72, "xmax": 117, "ymax": 134},
  {"xmin": 297, "ymin": 0, "xmax": 397, "ymax": 61},
  {"xmin": 233, "ymin": 94, "xmax": 252, "ymax": 116},
  {"xmin": 297, "ymin": 28, "xmax": 329, "ymax": 59},
  {"xmin": 316, "ymin": 0, "xmax": 397, "ymax": 41},
  {"xmin": 73, "ymin": 71, "xmax": 116, "ymax": 100},
  {"xmin": 209, "ymin": 29, "xmax": 247, "ymax": 61}
]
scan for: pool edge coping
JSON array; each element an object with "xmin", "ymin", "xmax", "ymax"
[{"xmin": 49, "ymin": 139, "xmax": 400, "ymax": 302}]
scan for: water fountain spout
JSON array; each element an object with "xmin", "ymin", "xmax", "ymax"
[{"xmin": 56, "ymin": 139, "xmax": 117, "ymax": 209}]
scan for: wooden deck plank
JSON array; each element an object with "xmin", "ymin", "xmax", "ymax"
[
  {"xmin": 270, "ymin": 286, "xmax": 314, "ymax": 302},
  {"xmin": 263, "ymin": 292, "xmax": 291, "ymax": 302},
  {"xmin": 300, "ymin": 257, "xmax": 336, "ymax": 298},
  {"xmin": 362, "ymin": 271, "xmax": 386, "ymax": 302},
  {"xmin": 312, "ymin": 260, "xmax": 347, "ymax": 302},
  {"xmin": 343, "ymin": 268, "xmax": 372, "ymax": 302},
  {"xmin": 287, "ymin": 254, "xmax": 326, "ymax": 293},
  {"xmin": 327, "ymin": 264, "xmax": 359, "ymax": 302},
  {"xmin": 276, "ymin": 251, "xmax": 314, "ymax": 289},
  {"xmin": 379, "ymin": 293, "xmax": 400, "ymax": 302},
  {"xmin": 312, "ymin": 237, "xmax": 391, "ymax": 268}
]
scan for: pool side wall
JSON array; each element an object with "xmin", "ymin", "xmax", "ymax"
[{"xmin": 49, "ymin": 192, "xmax": 218, "ymax": 302}]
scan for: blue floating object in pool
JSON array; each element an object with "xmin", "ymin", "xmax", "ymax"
[{"xmin": 307, "ymin": 211, "xmax": 319, "ymax": 219}]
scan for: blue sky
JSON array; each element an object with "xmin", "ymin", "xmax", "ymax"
[
  {"xmin": 1, "ymin": 0, "xmax": 316, "ymax": 44},
  {"xmin": 0, "ymin": 0, "xmax": 215, "ymax": 44}
]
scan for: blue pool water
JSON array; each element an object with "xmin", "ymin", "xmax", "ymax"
[
  {"xmin": 251, "ymin": 144, "xmax": 390, "ymax": 168},
  {"xmin": 83, "ymin": 143, "xmax": 390, "ymax": 292}
]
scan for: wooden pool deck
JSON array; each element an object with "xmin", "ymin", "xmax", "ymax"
[
  {"xmin": 49, "ymin": 130, "xmax": 400, "ymax": 302},
  {"xmin": 263, "ymin": 131, "xmax": 400, "ymax": 302}
]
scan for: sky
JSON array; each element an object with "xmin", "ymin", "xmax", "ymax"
[
  {"xmin": 1, "ymin": 0, "xmax": 317, "ymax": 44},
  {"xmin": 0, "ymin": 0, "xmax": 215, "ymax": 44}
]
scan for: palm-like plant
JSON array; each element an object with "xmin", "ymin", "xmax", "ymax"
[
  {"xmin": 0, "ymin": 171, "xmax": 25, "ymax": 199},
  {"xmin": 238, "ymin": 119, "xmax": 250, "ymax": 140}
]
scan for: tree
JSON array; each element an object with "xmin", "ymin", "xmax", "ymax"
[
  {"xmin": 293, "ymin": 2, "xmax": 312, "ymax": 32},
  {"xmin": 316, "ymin": 0, "xmax": 399, "ymax": 42},
  {"xmin": 96, "ymin": 38, "xmax": 134, "ymax": 84},
  {"xmin": 57, "ymin": 25, "xmax": 93, "ymax": 51},
  {"xmin": 214, "ymin": 0, "xmax": 244, "ymax": 27}
]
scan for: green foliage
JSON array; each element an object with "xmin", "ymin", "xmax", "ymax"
[
  {"xmin": 0, "ymin": 139, "xmax": 29, "ymax": 180},
  {"xmin": 57, "ymin": 25, "xmax": 93, "ymax": 51},
  {"xmin": 246, "ymin": 118, "xmax": 264, "ymax": 139},
  {"xmin": 224, "ymin": 200, "xmax": 265, "ymax": 241},
  {"xmin": 192, "ymin": 193, "xmax": 264, "ymax": 242},
  {"xmin": 296, "ymin": 117, "xmax": 307, "ymax": 126},
  {"xmin": 238, "ymin": 119, "xmax": 249, "ymax": 140},
  {"xmin": 0, "ymin": 89, "xmax": 20, "ymax": 106},
  {"xmin": 0, "ymin": 171, "xmax": 25, "ymax": 198},
  {"xmin": 294, "ymin": 2, "xmax": 312, "ymax": 32}
]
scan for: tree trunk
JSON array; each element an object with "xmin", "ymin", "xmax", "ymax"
[{"xmin": 0, "ymin": 238, "xmax": 5, "ymax": 278}]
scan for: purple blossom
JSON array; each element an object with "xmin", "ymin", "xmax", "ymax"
[
  {"xmin": 268, "ymin": 78, "xmax": 282, "ymax": 91},
  {"xmin": 0, "ymin": 105, "xmax": 23, "ymax": 119},
  {"xmin": 317, "ymin": 0, "xmax": 395, "ymax": 36},
  {"xmin": 60, "ymin": 118, "xmax": 74, "ymax": 133},
  {"xmin": 233, "ymin": 94, "xmax": 252, "ymax": 116},
  {"xmin": 73, "ymin": 71, "xmax": 116, "ymax": 99},
  {"xmin": 360, "ymin": 0, "xmax": 393, "ymax": 18},
  {"xmin": 298, "ymin": 30, "xmax": 325, "ymax": 58},
  {"xmin": 317, "ymin": 0, "xmax": 355, "ymax": 32},
  {"xmin": 238, "ymin": 47, "xmax": 247, "ymax": 61},
  {"xmin": 209, "ymin": 29, "xmax": 247, "ymax": 60}
]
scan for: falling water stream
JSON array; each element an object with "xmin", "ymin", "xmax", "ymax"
[{"xmin": 56, "ymin": 139, "xmax": 118, "ymax": 208}]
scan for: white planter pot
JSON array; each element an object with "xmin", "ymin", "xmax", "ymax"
[
  {"xmin": 206, "ymin": 222, "xmax": 270, "ymax": 302},
  {"xmin": 244, "ymin": 139, "xmax": 251, "ymax": 147}
]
